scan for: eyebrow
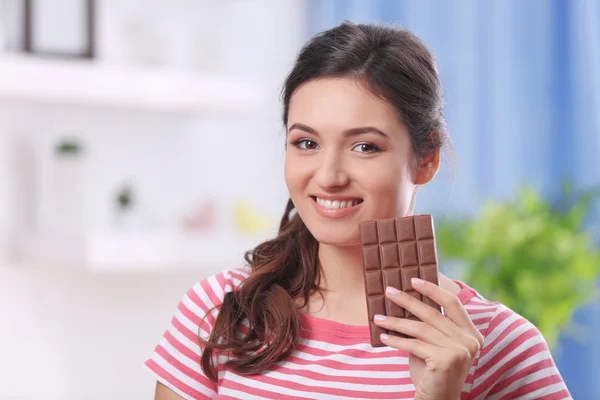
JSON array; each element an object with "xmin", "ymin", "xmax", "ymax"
[{"xmin": 288, "ymin": 123, "xmax": 390, "ymax": 139}]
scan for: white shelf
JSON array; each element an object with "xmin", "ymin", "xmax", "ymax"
[
  {"xmin": 15, "ymin": 231, "xmax": 269, "ymax": 273},
  {"xmin": 0, "ymin": 54, "xmax": 267, "ymax": 114}
]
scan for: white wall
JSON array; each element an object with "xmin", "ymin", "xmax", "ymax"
[{"xmin": 0, "ymin": 1, "xmax": 308, "ymax": 398}]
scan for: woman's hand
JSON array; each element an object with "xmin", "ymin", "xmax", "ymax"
[{"xmin": 373, "ymin": 278, "xmax": 484, "ymax": 400}]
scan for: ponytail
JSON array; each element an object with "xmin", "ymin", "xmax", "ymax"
[{"xmin": 199, "ymin": 198, "xmax": 319, "ymax": 380}]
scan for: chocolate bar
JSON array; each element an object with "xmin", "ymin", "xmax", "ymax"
[{"xmin": 359, "ymin": 215, "xmax": 441, "ymax": 347}]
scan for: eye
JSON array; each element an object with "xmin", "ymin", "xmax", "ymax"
[
  {"xmin": 352, "ymin": 143, "xmax": 380, "ymax": 153},
  {"xmin": 293, "ymin": 139, "xmax": 319, "ymax": 150}
]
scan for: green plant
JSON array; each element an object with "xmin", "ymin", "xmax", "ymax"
[
  {"xmin": 116, "ymin": 186, "xmax": 133, "ymax": 210},
  {"xmin": 436, "ymin": 185, "xmax": 600, "ymax": 350},
  {"xmin": 55, "ymin": 138, "xmax": 83, "ymax": 156}
]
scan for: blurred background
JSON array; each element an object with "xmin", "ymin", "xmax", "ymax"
[{"xmin": 0, "ymin": 0, "xmax": 598, "ymax": 399}]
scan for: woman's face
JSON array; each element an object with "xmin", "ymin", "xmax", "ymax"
[{"xmin": 285, "ymin": 77, "xmax": 434, "ymax": 246}]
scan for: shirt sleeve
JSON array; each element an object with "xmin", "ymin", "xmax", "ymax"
[
  {"xmin": 467, "ymin": 307, "xmax": 572, "ymax": 400},
  {"xmin": 143, "ymin": 269, "xmax": 239, "ymax": 400}
]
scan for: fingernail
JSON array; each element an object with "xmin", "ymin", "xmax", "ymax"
[
  {"xmin": 386, "ymin": 286, "xmax": 400, "ymax": 295},
  {"xmin": 411, "ymin": 277, "xmax": 424, "ymax": 286},
  {"xmin": 374, "ymin": 314, "xmax": 387, "ymax": 321},
  {"xmin": 380, "ymin": 333, "xmax": 390, "ymax": 341}
]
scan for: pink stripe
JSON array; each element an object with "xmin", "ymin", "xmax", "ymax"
[
  {"xmin": 271, "ymin": 363, "xmax": 412, "ymax": 386},
  {"xmin": 479, "ymin": 316, "xmax": 529, "ymax": 359},
  {"xmin": 283, "ymin": 354, "xmax": 409, "ymax": 372},
  {"xmin": 219, "ymin": 376, "xmax": 314, "ymax": 400},
  {"xmin": 466, "ymin": 307, "xmax": 499, "ymax": 315},
  {"xmin": 200, "ymin": 279, "xmax": 222, "ymax": 311},
  {"xmin": 155, "ymin": 344, "xmax": 215, "ymax": 390},
  {"xmin": 488, "ymin": 358, "xmax": 556, "ymax": 396},
  {"xmin": 482, "ymin": 308, "xmax": 512, "ymax": 337},
  {"xmin": 477, "ymin": 327, "xmax": 541, "ymax": 377},
  {"xmin": 295, "ymin": 342, "xmax": 401, "ymax": 359},
  {"xmin": 301, "ymin": 329, "xmax": 374, "ymax": 346},
  {"xmin": 504, "ymin": 374, "xmax": 566, "ymax": 399},
  {"xmin": 186, "ymin": 286, "xmax": 211, "ymax": 313},
  {"xmin": 470, "ymin": 317, "xmax": 493, "ymax": 326},
  {"xmin": 172, "ymin": 313, "xmax": 203, "ymax": 343},
  {"xmin": 221, "ymin": 369, "xmax": 416, "ymax": 399},
  {"xmin": 300, "ymin": 313, "xmax": 370, "ymax": 337},
  {"xmin": 164, "ymin": 330, "xmax": 201, "ymax": 363},
  {"xmin": 181, "ymin": 292, "xmax": 217, "ymax": 328},
  {"xmin": 471, "ymin": 342, "xmax": 547, "ymax": 398},
  {"xmin": 177, "ymin": 300, "xmax": 214, "ymax": 333},
  {"xmin": 145, "ymin": 358, "xmax": 213, "ymax": 400},
  {"xmin": 216, "ymin": 272, "xmax": 228, "ymax": 292}
]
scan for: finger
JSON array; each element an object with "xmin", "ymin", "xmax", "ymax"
[
  {"xmin": 409, "ymin": 278, "xmax": 472, "ymax": 328},
  {"xmin": 386, "ymin": 285, "xmax": 463, "ymax": 340},
  {"xmin": 374, "ymin": 314, "xmax": 455, "ymax": 348},
  {"xmin": 379, "ymin": 333, "xmax": 439, "ymax": 360},
  {"xmin": 410, "ymin": 279, "xmax": 483, "ymax": 344}
]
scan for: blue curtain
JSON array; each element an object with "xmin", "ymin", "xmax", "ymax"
[{"xmin": 308, "ymin": 0, "xmax": 600, "ymax": 397}]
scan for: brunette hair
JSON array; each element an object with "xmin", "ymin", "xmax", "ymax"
[{"xmin": 200, "ymin": 21, "xmax": 449, "ymax": 380}]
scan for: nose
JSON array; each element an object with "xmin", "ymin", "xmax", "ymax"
[{"xmin": 314, "ymin": 149, "xmax": 349, "ymax": 189}]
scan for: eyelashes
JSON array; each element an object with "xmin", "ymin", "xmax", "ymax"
[
  {"xmin": 291, "ymin": 139, "xmax": 319, "ymax": 150},
  {"xmin": 290, "ymin": 139, "xmax": 383, "ymax": 154}
]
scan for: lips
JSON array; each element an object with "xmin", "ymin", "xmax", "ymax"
[{"xmin": 310, "ymin": 195, "xmax": 364, "ymax": 219}]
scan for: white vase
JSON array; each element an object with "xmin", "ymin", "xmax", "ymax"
[{"xmin": 50, "ymin": 155, "xmax": 85, "ymax": 235}]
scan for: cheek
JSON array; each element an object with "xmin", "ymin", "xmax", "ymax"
[
  {"xmin": 284, "ymin": 154, "xmax": 307, "ymax": 195},
  {"xmin": 356, "ymin": 160, "xmax": 414, "ymax": 206}
]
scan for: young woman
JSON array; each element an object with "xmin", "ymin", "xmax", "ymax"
[{"xmin": 144, "ymin": 22, "xmax": 571, "ymax": 400}]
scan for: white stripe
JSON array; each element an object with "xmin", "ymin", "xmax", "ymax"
[
  {"xmin": 290, "ymin": 348, "xmax": 407, "ymax": 366},
  {"xmin": 276, "ymin": 357, "xmax": 410, "ymax": 379},
  {"xmin": 513, "ymin": 382, "xmax": 570, "ymax": 400},
  {"xmin": 166, "ymin": 322, "xmax": 202, "ymax": 356},
  {"xmin": 265, "ymin": 369, "xmax": 414, "ymax": 393},
  {"xmin": 486, "ymin": 367, "xmax": 564, "ymax": 400},
  {"xmin": 480, "ymin": 310, "xmax": 520, "ymax": 348},
  {"xmin": 475, "ymin": 323, "xmax": 491, "ymax": 331},
  {"xmin": 160, "ymin": 334, "xmax": 202, "ymax": 370},
  {"xmin": 148, "ymin": 351, "xmax": 216, "ymax": 398},
  {"xmin": 474, "ymin": 334, "xmax": 546, "ymax": 387},
  {"xmin": 207, "ymin": 274, "xmax": 226, "ymax": 300},
  {"xmin": 464, "ymin": 301, "xmax": 498, "ymax": 309},
  {"xmin": 468, "ymin": 311, "xmax": 497, "ymax": 321},
  {"xmin": 191, "ymin": 282, "xmax": 218, "ymax": 313},
  {"xmin": 220, "ymin": 370, "xmax": 413, "ymax": 399},
  {"xmin": 217, "ymin": 387, "xmax": 270, "ymax": 400},
  {"xmin": 221, "ymin": 270, "xmax": 233, "ymax": 292},
  {"xmin": 464, "ymin": 297, "xmax": 495, "ymax": 307},
  {"xmin": 478, "ymin": 317, "xmax": 537, "ymax": 367},
  {"xmin": 178, "ymin": 296, "xmax": 217, "ymax": 339},
  {"xmin": 297, "ymin": 337, "xmax": 390, "ymax": 353}
]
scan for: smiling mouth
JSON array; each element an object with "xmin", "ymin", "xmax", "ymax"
[{"xmin": 311, "ymin": 196, "xmax": 364, "ymax": 209}]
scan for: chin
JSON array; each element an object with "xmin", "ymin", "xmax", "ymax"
[{"xmin": 303, "ymin": 220, "xmax": 362, "ymax": 247}]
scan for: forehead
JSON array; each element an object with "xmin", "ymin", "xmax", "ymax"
[{"xmin": 287, "ymin": 77, "xmax": 403, "ymax": 133}]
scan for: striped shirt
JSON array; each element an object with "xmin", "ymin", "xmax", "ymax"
[{"xmin": 143, "ymin": 267, "xmax": 572, "ymax": 399}]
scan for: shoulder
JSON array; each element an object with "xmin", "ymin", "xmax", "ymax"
[
  {"xmin": 457, "ymin": 280, "xmax": 544, "ymax": 344},
  {"xmin": 142, "ymin": 266, "xmax": 253, "ymax": 400},
  {"xmin": 182, "ymin": 266, "xmax": 251, "ymax": 319},
  {"xmin": 456, "ymin": 281, "xmax": 571, "ymax": 399}
]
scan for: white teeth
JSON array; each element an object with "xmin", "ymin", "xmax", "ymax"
[{"xmin": 315, "ymin": 197, "xmax": 360, "ymax": 209}]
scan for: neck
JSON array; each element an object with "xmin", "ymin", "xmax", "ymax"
[
  {"xmin": 317, "ymin": 243, "xmax": 365, "ymax": 294},
  {"xmin": 300, "ymin": 242, "xmax": 369, "ymax": 325}
]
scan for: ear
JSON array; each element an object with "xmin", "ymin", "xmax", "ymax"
[{"xmin": 413, "ymin": 149, "xmax": 440, "ymax": 185}]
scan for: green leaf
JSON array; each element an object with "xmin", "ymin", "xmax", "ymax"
[{"xmin": 436, "ymin": 184, "xmax": 600, "ymax": 350}]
